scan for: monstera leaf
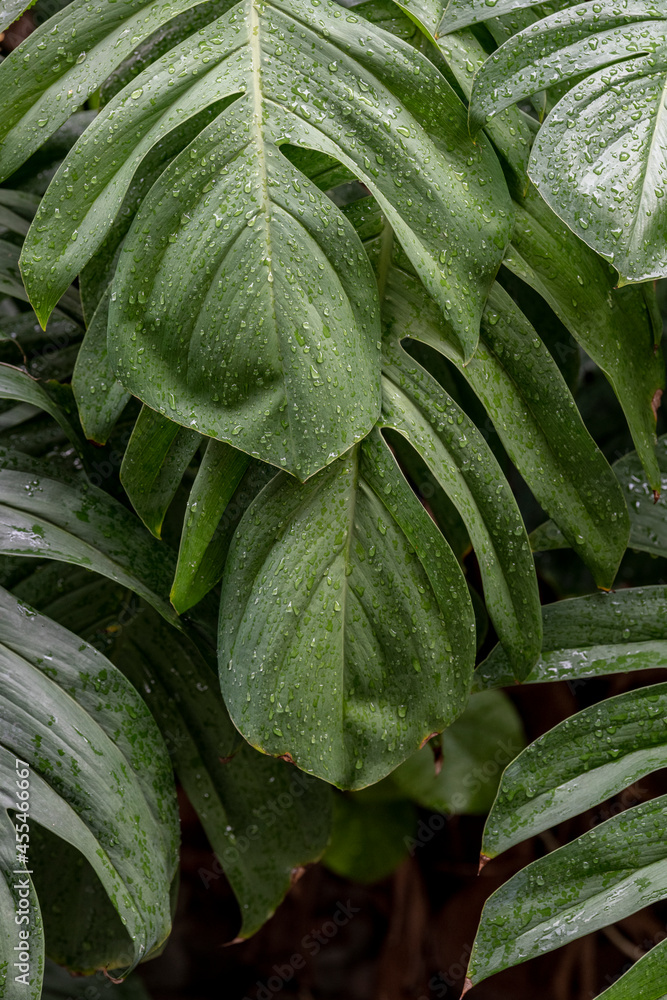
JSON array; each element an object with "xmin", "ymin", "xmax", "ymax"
[
  {"xmin": 0, "ymin": 586, "xmax": 179, "ymax": 997},
  {"xmin": 403, "ymin": 15, "xmax": 664, "ymax": 491},
  {"xmin": 5, "ymin": 0, "xmax": 513, "ymax": 477},
  {"xmin": 218, "ymin": 426, "xmax": 477, "ymax": 788},
  {"xmin": 440, "ymin": 0, "xmax": 667, "ymax": 283},
  {"xmin": 345, "ymin": 193, "xmax": 629, "ymax": 590}
]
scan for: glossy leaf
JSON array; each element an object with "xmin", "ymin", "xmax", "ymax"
[
  {"xmin": 447, "ymin": 0, "xmax": 667, "ymax": 282},
  {"xmin": 440, "ymin": 0, "xmax": 542, "ymax": 33},
  {"xmin": 171, "ymin": 440, "xmax": 250, "ymax": 613},
  {"xmin": 120, "ymin": 405, "xmax": 201, "ymax": 538},
  {"xmin": 474, "ymin": 585, "xmax": 667, "ymax": 690},
  {"xmin": 108, "ymin": 606, "xmax": 332, "ymax": 938},
  {"xmin": 0, "ymin": 0, "xmax": 37, "ymax": 30},
  {"xmin": 0, "ymin": 0, "xmax": 215, "ymax": 181},
  {"xmin": 505, "ymin": 187, "xmax": 664, "ymax": 489},
  {"xmin": 219, "ymin": 429, "xmax": 476, "ymax": 789},
  {"xmin": 72, "ymin": 288, "xmax": 130, "ymax": 444},
  {"xmin": 0, "ymin": 362, "xmax": 81, "ymax": 451},
  {"xmin": 380, "ymin": 337, "xmax": 542, "ymax": 678},
  {"xmin": 21, "ymin": 0, "xmax": 511, "ymax": 351},
  {"xmin": 395, "ymin": 277, "xmax": 628, "ymax": 587},
  {"xmin": 467, "ymin": 793, "xmax": 667, "ymax": 985},
  {"xmin": 430, "ymin": 17, "xmax": 665, "ymax": 489},
  {"xmin": 17, "ymin": 0, "xmax": 513, "ymax": 475},
  {"xmin": 348, "ymin": 193, "xmax": 629, "ymax": 590},
  {"xmin": 0, "ymin": 446, "xmax": 178, "ymax": 624},
  {"xmin": 392, "ymin": 0, "xmax": 443, "ymax": 37},
  {"xmin": 0, "ymin": 795, "xmax": 43, "ymax": 1000},
  {"xmin": 11, "ymin": 563, "xmax": 333, "ymax": 940},
  {"xmin": 596, "ymin": 938, "xmax": 667, "ymax": 1000},
  {"xmin": 530, "ymin": 434, "xmax": 667, "ymax": 559},
  {"xmin": 482, "ymin": 681, "xmax": 667, "ymax": 859},
  {"xmin": 0, "ymin": 586, "xmax": 179, "ymax": 988}
]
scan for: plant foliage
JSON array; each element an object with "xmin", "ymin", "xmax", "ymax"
[{"xmin": 0, "ymin": 0, "xmax": 666, "ymax": 995}]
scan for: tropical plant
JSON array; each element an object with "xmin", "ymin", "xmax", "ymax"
[{"xmin": 0, "ymin": 0, "xmax": 665, "ymax": 996}]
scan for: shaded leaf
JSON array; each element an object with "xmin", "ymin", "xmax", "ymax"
[
  {"xmin": 120, "ymin": 405, "xmax": 201, "ymax": 538},
  {"xmin": 72, "ymin": 287, "xmax": 130, "ymax": 444},
  {"xmin": 323, "ymin": 793, "xmax": 416, "ymax": 883},
  {"xmin": 391, "ymin": 690, "xmax": 525, "ymax": 814},
  {"xmin": 171, "ymin": 440, "xmax": 250, "ymax": 613},
  {"xmin": 0, "ymin": 447, "xmax": 178, "ymax": 624}
]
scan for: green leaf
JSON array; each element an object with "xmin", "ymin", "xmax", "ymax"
[
  {"xmin": 20, "ymin": 0, "xmax": 511, "ymax": 351},
  {"xmin": 529, "ymin": 434, "xmax": 667, "ymax": 560},
  {"xmin": 506, "ymin": 187, "xmax": 664, "ymax": 491},
  {"xmin": 481, "ymin": 681, "xmax": 667, "ymax": 859},
  {"xmin": 391, "ymin": 690, "xmax": 525, "ymax": 814},
  {"xmin": 455, "ymin": 0, "xmax": 667, "ymax": 282},
  {"xmin": 427, "ymin": 14, "xmax": 665, "ymax": 489},
  {"xmin": 0, "ymin": 808, "xmax": 42, "ymax": 1000},
  {"xmin": 72, "ymin": 288, "xmax": 130, "ymax": 444},
  {"xmin": 0, "ymin": 0, "xmax": 38, "ymax": 31},
  {"xmin": 474, "ymin": 585, "xmax": 667, "ymax": 690},
  {"xmin": 615, "ymin": 434, "xmax": 667, "ymax": 556},
  {"xmin": 350, "ymin": 194, "xmax": 627, "ymax": 593},
  {"xmin": 16, "ymin": 0, "xmax": 512, "ymax": 475},
  {"xmin": 467, "ymin": 792, "xmax": 667, "ymax": 986},
  {"xmin": 380, "ymin": 336, "xmax": 541, "ymax": 677},
  {"xmin": 0, "ymin": 363, "xmax": 82, "ymax": 452},
  {"xmin": 0, "ymin": 447, "xmax": 179, "ymax": 624},
  {"xmin": 0, "ymin": 586, "xmax": 179, "ymax": 987},
  {"xmin": 219, "ymin": 429, "xmax": 476, "ymax": 789},
  {"xmin": 41, "ymin": 960, "xmax": 151, "ymax": 1000},
  {"xmin": 106, "ymin": 98, "xmax": 381, "ymax": 480},
  {"xmin": 120, "ymin": 405, "xmax": 201, "ymax": 538},
  {"xmin": 322, "ymin": 793, "xmax": 416, "ymax": 883},
  {"xmin": 392, "ymin": 277, "xmax": 628, "ymax": 588},
  {"xmin": 171, "ymin": 440, "xmax": 250, "ymax": 613},
  {"xmin": 596, "ymin": 938, "xmax": 667, "ymax": 1000},
  {"xmin": 0, "ymin": 0, "xmax": 214, "ymax": 180},
  {"xmin": 107, "ymin": 605, "xmax": 332, "ymax": 938},
  {"xmin": 391, "ymin": 0, "xmax": 443, "ymax": 38},
  {"xmin": 11, "ymin": 564, "xmax": 332, "ymax": 940},
  {"xmin": 439, "ymin": 0, "xmax": 563, "ymax": 37}
]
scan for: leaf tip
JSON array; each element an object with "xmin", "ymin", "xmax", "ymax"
[
  {"xmin": 653, "ymin": 489, "xmax": 661, "ymax": 505},
  {"xmin": 461, "ymin": 977, "xmax": 474, "ymax": 997},
  {"xmin": 223, "ymin": 936, "xmax": 246, "ymax": 948},
  {"xmin": 290, "ymin": 866, "xmax": 306, "ymax": 886},
  {"xmin": 652, "ymin": 389, "xmax": 663, "ymax": 422},
  {"xmin": 477, "ymin": 854, "xmax": 490, "ymax": 874}
]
